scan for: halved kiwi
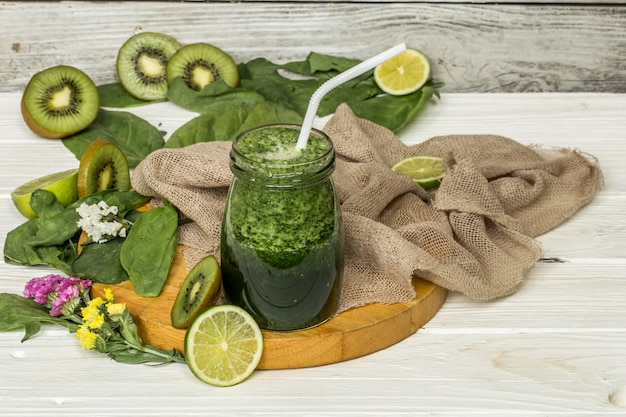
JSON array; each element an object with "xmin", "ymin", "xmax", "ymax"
[
  {"xmin": 171, "ymin": 255, "xmax": 222, "ymax": 329},
  {"xmin": 21, "ymin": 65, "xmax": 99, "ymax": 139},
  {"xmin": 116, "ymin": 32, "xmax": 181, "ymax": 101},
  {"xmin": 166, "ymin": 43, "xmax": 239, "ymax": 91},
  {"xmin": 77, "ymin": 139, "xmax": 131, "ymax": 198}
]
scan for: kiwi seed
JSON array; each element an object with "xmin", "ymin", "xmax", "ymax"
[
  {"xmin": 21, "ymin": 65, "xmax": 100, "ymax": 139},
  {"xmin": 171, "ymin": 255, "xmax": 222, "ymax": 329},
  {"xmin": 116, "ymin": 32, "xmax": 181, "ymax": 101},
  {"xmin": 77, "ymin": 139, "xmax": 131, "ymax": 198},
  {"xmin": 166, "ymin": 42, "xmax": 239, "ymax": 91}
]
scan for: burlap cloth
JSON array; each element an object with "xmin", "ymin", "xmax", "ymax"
[{"xmin": 131, "ymin": 104, "xmax": 603, "ymax": 312}]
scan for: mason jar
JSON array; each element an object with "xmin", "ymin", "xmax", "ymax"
[{"xmin": 221, "ymin": 124, "xmax": 344, "ymax": 331}]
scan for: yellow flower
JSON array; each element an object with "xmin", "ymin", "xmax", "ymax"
[
  {"xmin": 106, "ymin": 302, "xmax": 126, "ymax": 316},
  {"xmin": 88, "ymin": 313, "xmax": 105, "ymax": 330},
  {"xmin": 103, "ymin": 288, "xmax": 115, "ymax": 304},
  {"xmin": 81, "ymin": 297, "xmax": 104, "ymax": 327},
  {"xmin": 76, "ymin": 325, "xmax": 98, "ymax": 350}
]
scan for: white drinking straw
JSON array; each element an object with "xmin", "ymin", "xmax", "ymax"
[{"xmin": 295, "ymin": 42, "xmax": 407, "ymax": 150}]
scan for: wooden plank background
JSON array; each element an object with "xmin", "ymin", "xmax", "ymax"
[{"xmin": 1, "ymin": 1, "xmax": 625, "ymax": 93}]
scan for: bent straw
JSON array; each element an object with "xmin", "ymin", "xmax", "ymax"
[{"xmin": 295, "ymin": 42, "xmax": 407, "ymax": 150}]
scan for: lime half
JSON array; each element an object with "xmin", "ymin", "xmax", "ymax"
[
  {"xmin": 184, "ymin": 304, "xmax": 264, "ymax": 387},
  {"xmin": 392, "ymin": 156, "xmax": 445, "ymax": 190},
  {"xmin": 374, "ymin": 48, "xmax": 431, "ymax": 96},
  {"xmin": 11, "ymin": 169, "xmax": 79, "ymax": 219}
]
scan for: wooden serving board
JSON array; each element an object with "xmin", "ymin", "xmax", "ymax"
[{"xmin": 92, "ymin": 245, "xmax": 447, "ymax": 369}]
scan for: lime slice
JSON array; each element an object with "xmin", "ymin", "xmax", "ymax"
[
  {"xmin": 184, "ymin": 304, "xmax": 264, "ymax": 387},
  {"xmin": 374, "ymin": 48, "xmax": 431, "ymax": 96},
  {"xmin": 391, "ymin": 156, "xmax": 445, "ymax": 190},
  {"xmin": 11, "ymin": 169, "xmax": 79, "ymax": 219}
]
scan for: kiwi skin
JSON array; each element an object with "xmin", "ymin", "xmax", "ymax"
[
  {"xmin": 171, "ymin": 255, "xmax": 222, "ymax": 329},
  {"xmin": 116, "ymin": 32, "xmax": 181, "ymax": 101},
  {"xmin": 21, "ymin": 65, "xmax": 100, "ymax": 139},
  {"xmin": 77, "ymin": 139, "xmax": 131, "ymax": 198},
  {"xmin": 166, "ymin": 42, "xmax": 239, "ymax": 92}
]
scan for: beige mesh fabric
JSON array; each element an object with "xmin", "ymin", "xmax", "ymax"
[{"xmin": 131, "ymin": 104, "xmax": 603, "ymax": 312}]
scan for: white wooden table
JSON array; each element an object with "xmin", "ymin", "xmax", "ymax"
[{"xmin": 1, "ymin": 91, "xmax": 625, "ymax": 416}]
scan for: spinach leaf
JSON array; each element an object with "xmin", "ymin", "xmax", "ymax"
[
  {"xmin": 62, "ymin": 108, "xmax": 166, "ymax": 168},
  {"xmin": 165, "ymin": 101, "xmax": 301, "ymax": 148},
  {"xmin": 167, "ymin": 78, "xmax": 267, "ymax": 114},
  {"xmin": 164, "ymin": 52, "xmax": 442, "ymax": 149},
  {"xmin": 27, "ymin": 190, "xmax": 148, "ymax": 248},
  {"xmin": 350, "ymin": 82, "xmax": 443, "ymax": 133},
  {"xmin": 0, "ymin": 293, "xmax": 77, "ymax": 341},
  {"xmin": 72, "ymin": 238, "xmax": 129, "ymax": 284},
  {"xmin": 3, "ymin": 190, "xmax": 149, "ymax": 275},
  {"xmin": 120, "ymin": 203, "xmax": 178, "ymax": 297},
  {"xmin": 97, "ymin": 83, "xmax": 157, "ymax": 108}
]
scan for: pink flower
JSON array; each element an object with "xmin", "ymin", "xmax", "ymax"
[{"xmin": 24, "ymin": 275, "xmax": 92, "ymax": 317}]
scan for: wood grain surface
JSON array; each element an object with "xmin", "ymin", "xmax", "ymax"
[
  {"xmin": 1, "ymin": 92, "xmax": 625, "ymax": 416},
  {"xmin": 1, "ymin": 1, "xmax": 625, "ymax": 93},
  {"xmin": 91, "ymin": 245, "xmax": 448, "ymax": 369}
]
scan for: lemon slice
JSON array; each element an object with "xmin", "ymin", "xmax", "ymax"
[
  {"xmin": 374, "ymin": 48, "xmax": 431, "ymax": 96},
  {"xmin": 184, "ymin": 304, "xmax": 264, "ymax": 387},
  {"xmin": 392, "ymin": 156, "xmax": 445, "ymax": 190},
  {"xmin": 11, "ymin": 169, "xmax": 79, "ymax": 219}
]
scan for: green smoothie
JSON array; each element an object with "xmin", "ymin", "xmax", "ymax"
[{"xmin": 221, "ymin": 124, "xmax": 344, "ymax": 331}]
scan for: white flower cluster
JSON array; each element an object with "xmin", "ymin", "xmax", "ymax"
[{"xmin": 76, "ymin": 201, "xmax": 130, "ymax": 244}]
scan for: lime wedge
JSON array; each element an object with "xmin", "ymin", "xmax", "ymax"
[
  {"xmin": 374, "ymin": 48, "xmax": 431, "ymax": 96},
  {"xmin": 11, "ymin": 169, "xmax": 79, "ymax": 219},
  {"xmin": 391, "ymin": 156, "xmax": 445, "ymax": 190},
  {"xmin": 184, "ymin": 304, "xmax": 264, "ymax": 387}
]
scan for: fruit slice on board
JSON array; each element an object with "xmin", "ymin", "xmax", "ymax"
[
  {"xmin": 171, "ymin": 255, "xmax": 223, "ymax": 329},
  {"xmin": 21, "ymin": 65, "xmax": 100, "ymax": 139},
  {"xmin": 391, "ymin": 156, "xmax": 445, "ymax": 190},
  {"xmin": 184, "ymin": 304, "xmax": 264, "ymax": 387},
  {"xmin": 374, "ymin": 48, "xmax": 431, "ymax": 96},
  {"xmin": 11, "ymin": 169, "xmax": 79, "ymax": 219},
  {"xmin": 116, "ymin": 32, "xmax": 182, "ymax": 101},
  {"xmin": 77, "ymin": 139, "xmax": 131, "ymax": 198},
  {"xmin": 166, "ymin": 42, "xmax": 239, "ymax": 91}
]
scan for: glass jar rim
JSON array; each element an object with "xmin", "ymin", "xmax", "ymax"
[{"xmin": 230, "ymin": 123, "xmax": 335, "ymax": 178}]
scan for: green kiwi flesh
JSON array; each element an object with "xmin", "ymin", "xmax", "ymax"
[
  {"xmin": 116, "ymin": 32, "xmax": 181, "ymax": 101},
  {"xmin": 21, "ymin": 65, "xmax": 99, "ymax": 139},
  {"xmin": 171, "ymin": 255, "xmax": 222, "ymax": 329},
  {"xmin": 166, "ymin": 43, "xmax": 239, "ymax": 91},
  {"xmin": 77, "ymin": 139, "xmax": 131, "ymax": 198}
]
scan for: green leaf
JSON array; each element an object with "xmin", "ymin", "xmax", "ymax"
[
  {"xmin": 167, "ymin": 77, "xmax": 267, "ymax": 114},
  {"xmin": 97, "ymin": 83, "xmax": 158, "ymax": 108},
  {"xmin": 0, "ymin": 293, "xmax": 77, "ymax": 341},
  {"xmin": 350, "ymin": 82, "xmax": 442, "ymax": 133},
  {"xmin": 165, "ymin": 101, "xmax": 301, "ymax": 148},
  {"xmin": 72, "ymin": 238, "xmax": 129, "ymax": 283},
  {"xmin": 3, "ymin": 190, "xmax": 148, "ymax": 275},
  {"xmin": 120, "ymin": 203, "xmax": 178, "ymax": 297},
  {"xmin": 62, "ymin": 108, "xmax": 166, "ymax": 167}
]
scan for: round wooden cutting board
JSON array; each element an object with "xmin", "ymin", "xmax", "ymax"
[{"xmin": 91, "ymin": 245, "xmax": 447, "ymax": 369}]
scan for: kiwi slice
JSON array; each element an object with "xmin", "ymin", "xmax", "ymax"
[
  {"xmin": 21, "ymin": 65, "xmax": 99, "ymax": 139},
  {"xmin": 171, "ymin": 255, "xmax": 222, "ymax": 329},
  {"xmin": 77, "ymin": 139, "xmax": 131, "ymax": 198},
  {"xmin": 166, "ymin": 43, "xmax": 239, "ymax": 91},
  {"xmin": 116, "ymin": 32, "xmax": 181, "ymax": 101}
]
